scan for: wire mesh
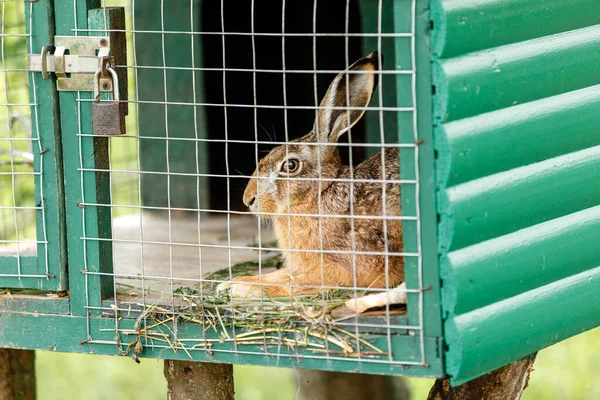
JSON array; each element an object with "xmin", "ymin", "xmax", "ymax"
[
  {"xmin": 0, "ymin": 2, "xmax": 49, "ymax": 280},
  {"xmin": 74, "ymin": 0, "xmax": 428, "ymax": 370}
]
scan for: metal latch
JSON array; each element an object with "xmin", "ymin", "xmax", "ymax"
[{"xmin": 28, "ymin": 36, "xmax": 116, "ymax": 92}]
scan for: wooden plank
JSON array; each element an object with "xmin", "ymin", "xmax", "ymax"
[
  {"xmin": 396, "ymin": 0, "xmax": 443, "ymax": 341},
  {"xmin": 111, "ymin": 213, "xmax": 274, "ymax": 293},
  {"xmin": 87, "ymin": 7, "xmax": 124, "ymax": 301},
  {"xmin": 434, "ymin": 25, "xmax": 600, "ymax": 122},
  {"xmin": 133, "ymin": 0, "xmax": 209, "ymax": 210},
  {"xmin": 53, "ymin": 0, "xmax": 102, "ymax": 315},
  {"xmin": 437, "ymin": 84, "xmax": 600, "ymax": 187},
  {"xmin": 0, "ymin": 311, "xmax": 445, "ymax": 378},
  {"xmin": 358, "ymin": 0, "xmax": 443, "ymax": 346},
  {"xmin": 443, "ymin": 205, "xmax": 600, "ymax": 315},
  {"xmin": 358, "ymin": 0, "xmax": 400, "ymax": 151},
  {"xmin": 0, "ymin": 294, "xmax": 69, "ymax": 315},
  {"xmin": 27, "ymin": 0, "xmax": 69, "ymax": 291},
  {"xmin": 88, "ymin": 7, "xmax": 128, "ymax": 116},
  {"xmin": 439, "ymin": 145, "xmax": 600, "ymax": 252},
  {"xmin": 446, "ymin": 266, "xmax": 600, "ymax": 385},
  {"xmin": 432, "ymin": 0, "xmax": 600, "ymax": 58},
  {"xmin": 0, "ymin": 256, "xmax": 40, "ymax": 288}
]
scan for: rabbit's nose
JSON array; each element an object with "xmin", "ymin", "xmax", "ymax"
[
  {"xmin": 243, "ymin": 176, "xmax": 258, "ymax": 208},
  {"xmin": 245, "ymin": 195, "xmax": 256, "ymax": 208}
]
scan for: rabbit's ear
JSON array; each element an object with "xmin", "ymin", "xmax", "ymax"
[{"xmin": 315, "ymin": 51, "xmax": 380, "ymax": 144}]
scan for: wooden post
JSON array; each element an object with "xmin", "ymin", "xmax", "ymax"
[
  {"xmin": 427, "ymin": 355, "xmax": 537, "ymax": 400},
  {"xmin": 164, "ymin": 360, "xmax": 234, "ymax": 400},
  {"xmin": 0, "ymin": 349, "xmax": 36, "ymax": 400},
  {"xmin": 297, "ymin": 370, "xmax": 409, "ymax": 400}
]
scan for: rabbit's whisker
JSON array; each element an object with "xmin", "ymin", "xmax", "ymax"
[
  {"xmin": 258, "ymin": 122, "xmax": 274, "ymax": 142},
  {"xmin": 270, "ymin": 123, "xmax": 278, "ymax": 141}
]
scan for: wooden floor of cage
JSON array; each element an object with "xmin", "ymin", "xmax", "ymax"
[
  {"xmin": 108, "ymin": 213, "xmax": 409, "ymax": 360},
  {"xmin": 0, "ymin": 213, "xmax": 409, "ymax": 360}
]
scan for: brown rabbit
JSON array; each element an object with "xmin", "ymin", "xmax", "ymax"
[{"xmin": 218, "ymin": 52, "xmax": 403, "ymax": 298}]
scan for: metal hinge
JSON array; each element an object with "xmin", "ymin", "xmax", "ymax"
[{"xmin": 28, "ymin": 36, "xmax": 116, "ymax": 92}]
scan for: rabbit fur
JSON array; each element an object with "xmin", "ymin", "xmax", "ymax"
[{"xmin": 218, "ymin": 52, "xmax": 403, "ymax": 298}]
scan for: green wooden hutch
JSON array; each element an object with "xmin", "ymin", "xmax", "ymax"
[{"xmin": 0, "ymin": 0, "xmax": 599, "ymax": 386}]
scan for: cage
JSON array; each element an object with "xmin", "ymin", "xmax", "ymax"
[{"xmin": 1, "ymin": 0, "xmax": 599, "ymax": 387}]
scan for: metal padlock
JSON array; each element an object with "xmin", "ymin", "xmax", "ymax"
[{"xmin": 92, "ymin": 66, "xmax": 126, "ymax": 136}]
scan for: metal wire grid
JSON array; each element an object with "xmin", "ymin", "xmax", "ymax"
[
  {"xmin": 76, "ymin": 0, "xmax": 426, "ymax": 368},
  {"xmin": 0, "ymin": 2, "xmax": 50, "ymax": 279}
]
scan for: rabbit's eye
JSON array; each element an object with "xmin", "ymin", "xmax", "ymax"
[{"xmin": 280, "ymin": 158, "xmax": 301, "ymax": 175}]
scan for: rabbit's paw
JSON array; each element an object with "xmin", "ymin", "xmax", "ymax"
[
  {"xmin": 215, "ymin": 279, "xmax": 264, "ymax": 298},
  {"xmin": 229, "ymin": 282, "xmax": 265, "ymax": 298},
  {"xmin": 216, "ymin": 279, "xmax": 266, "ymax": 297},
  {"xmin": 215, "ymin": 281, "xmax": 232, "ymax": 293}
]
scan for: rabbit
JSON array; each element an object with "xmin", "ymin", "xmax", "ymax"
[{"xmin": 218, "ymin": 51, "xmax": 404, "ymax": 298}]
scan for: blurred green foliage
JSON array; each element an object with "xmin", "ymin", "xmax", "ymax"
[
  {"xmin": 36, "ymin": 327, "xmax": 600, "ymax": 400},
  {"xmin": 0, "ymin": 2, "xmax": 37, "ymax": 244}
]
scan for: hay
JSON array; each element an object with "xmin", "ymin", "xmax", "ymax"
[{"xmin": 114, "ymin": 254, "xmax": 399, "ymax": 361}]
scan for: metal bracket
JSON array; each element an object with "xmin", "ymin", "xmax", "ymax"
[{"xmin": 28, "ymin": 36, "xmax": 115, "ymax": 92}]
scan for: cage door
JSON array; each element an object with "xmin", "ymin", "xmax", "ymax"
[{"xmin": 0, "ymin": 0, "xmax": 67, "ymax": 291}]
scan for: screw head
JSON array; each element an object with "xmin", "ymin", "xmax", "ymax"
[
  {"xmin": 100, "ymin": 39, "xmax": 108, "ymax": 47},
  {"xmin": 102, "ymin": 82, "xmax": 110, "ymax": 90}
]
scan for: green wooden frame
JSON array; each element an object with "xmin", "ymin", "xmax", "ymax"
[
  {"xmin": 432, "ymin": 0, "xmax": 600, "ymax": 385},
  {"xmin": 360, "ymin": 0, "xmax": 443, "ymax": 372},
  {"xmin": 0, "ymin": 0, "xmax": 445, "ymax": 380},
  {"xmin": 53, "ymin": 0, "xmax": 115, "ymax": 317},
  {"xmin": 0, "ymin": 0, "xmax": 67, "ymax": 291}
]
